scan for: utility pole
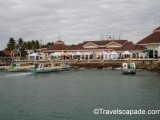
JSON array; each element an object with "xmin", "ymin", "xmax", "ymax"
[
  {"xmin": 100, "ymin": 34, "xmax": 122, "ymax": 40},
  {"xmin": 112, "ymin": 35, "xmax": 116, "ymax": 40},
  {"xmin": 118, "ymin": 34, "xmax": 122, "ymax": 40},
  {"xmin": 101, "ymin": 35, "xmax": 110, "ymax": 40},
  {"xmin": 106, "ymin": 35, "xmax": 109, "ymax": 40},
  {"xmin": 58, "ymin": 33, "xmax": 61, "ymax": 40},
  {"xmin": 101, "ymin": 35, "xmax": 104, "ymax": 40},
  {"xmin": 40, "ymin": 40, "xmax": 42, "ymax": 48}
]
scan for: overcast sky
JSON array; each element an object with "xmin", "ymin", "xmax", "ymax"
[{"xmin": 0, "ymin": 0, "xmax": 160, "ymax": 49}]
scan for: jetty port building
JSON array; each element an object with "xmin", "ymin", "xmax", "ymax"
[
  {"xmin": 40, "ymin": 39, "xmax": 145, "ymax": 60},
  {"xmin": 39, "ymin": 26, "xmax": 160, "ymax": 60},
  {"xmin": 1, "ymin": 26, "xmax": 160, "ymax": 60}
]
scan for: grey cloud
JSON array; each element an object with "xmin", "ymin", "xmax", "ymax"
[{"xmin": 0, "ymin": 0, "xmax": 160, "ymax": 49}]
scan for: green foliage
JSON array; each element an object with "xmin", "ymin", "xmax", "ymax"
[
  {"xmin": 22, "ymin": 42, "xmax": 28, "ymax": 49},
  {"xmin": 19, "ymin": 48, "xmax": 27, "ymax": 57},
  {"xmin": 42, "ymin": 42, "xmax": 54, "ymax": 48},
  {"xmin": 35, "ymin": 40, "xmax": 40, "ymax": 49},
  {"xmin": 5, "ymin": 38, "xmax": 54, "ymax": 52},
  {"xmin": 18, "ymin": 38, "xmax": 23, "ymax": 47},
  {"xmin": 5, "ymin": 38, "xmax": 55, "ymax": 59},
  {"xmin": 6, "ymin": 38, "xmax": 16, "ymax": 50},
  {"xmin": 27, "ymin": 41, "xmax": 32, "ymax": 49}
]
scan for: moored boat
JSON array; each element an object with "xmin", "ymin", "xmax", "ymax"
[
  {"xmin": 30, "ymin": 62, "xmax": 70, "ymax": 73},
  {"xmin": 7, "ymin": 62, "xmax": 35, "ymax": 72},
  {"xmin": 0, "ymin": 62, "xmax": 11, "ymax": 70},
  {"xmin": 122, "ymin": 62, "xmax": 136, "ymax": 74}
]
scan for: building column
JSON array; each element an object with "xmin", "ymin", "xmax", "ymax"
[
  {"xmin": 153, "ymin": 44, "xmax": 155, "ymax": 58},
  {"xmin": 45, "ymin": 53, "xmax": 48, "ymax": 60}
]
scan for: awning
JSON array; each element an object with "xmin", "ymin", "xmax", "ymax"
[{"xmin": 143, "ymin": 50, "xmax": 151, "ymax": 54}]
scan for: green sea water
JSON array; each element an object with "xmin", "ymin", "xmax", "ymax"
[{"xmin": 0, "ymin": 70, "xmax": 160, "ymax": 120}]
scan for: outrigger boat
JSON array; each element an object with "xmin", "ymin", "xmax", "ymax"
[
  {"xmin": 7, "ymin": 62, "xmax": 35, "ymax": 72},
  {"xmin": 122, "ymin": 62, "xmax": 136, "ymax": 74},
  {"xmin": 30, "ymin": 62, "xmax": 70, "ymax": 73},
  {"xmin": 0, "ymin": 62, "xmax": 11, "ymax": 70}
]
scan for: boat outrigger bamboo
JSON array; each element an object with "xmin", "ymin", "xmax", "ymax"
[
  {"xmin": 30, "ymin": 62, "xmax": 70, "ymax": 73},
  {"xmin": 122, "ymin": 62, "xmax": 136, "ymax": 74},
  {"xmin": 7, "ymin": 62, "xmax": 35, "ymax": 72}
]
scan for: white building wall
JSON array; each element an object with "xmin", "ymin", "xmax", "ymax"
[
  {"xmin": 158, "ymin": 46, "xmax": 160, "ymax": 57},
  {"xmin": 143, "ymin": 44, "xmax": 160, "ymax": 50},
  {"xmin": 143, "ymin": 45, "xmax": 154, "ymax": 50}
]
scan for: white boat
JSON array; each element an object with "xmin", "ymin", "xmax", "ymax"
[
  {"xmin": 122, "ymin": 62, "xmax": 136, "ymax": 74},
  {"xmin": 8, "ymin": 62, "xmax": 35, "ymax": 72},
  {"xmin": 30, "ymin": 62, "xmax": 70, "ymax": 73},
  {"xmin": 0, "ymin": 63, "xmax": 10, "ymax": 70}
]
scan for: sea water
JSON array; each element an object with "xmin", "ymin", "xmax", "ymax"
[{"xmin": 0, "ymin": 70, "xmax": 160, "ymax": 120}]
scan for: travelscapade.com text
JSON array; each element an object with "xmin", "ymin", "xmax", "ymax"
[{"xmin": 93, "ymin": 108, "xmax": 160, "ymax": 116}]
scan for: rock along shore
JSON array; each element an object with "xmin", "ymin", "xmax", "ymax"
[{"xmin": 66, "ymin": 60, "xmax": 160, "ymax": 73}]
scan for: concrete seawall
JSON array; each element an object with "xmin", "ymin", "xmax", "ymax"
[{"xmin": 65, "ymin": 60, "xmax": 160, "ymax": 72}]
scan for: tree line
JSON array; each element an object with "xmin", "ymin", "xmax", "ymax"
[{"xmin": 5, "ymin": 38, "xmax": 54, "ymax": 57}]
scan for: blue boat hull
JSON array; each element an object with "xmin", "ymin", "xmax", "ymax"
[
  {"xmin": 30, "ymin": 67, "xmax": 69, "ymax": 73},
  {"xmin": 30, "ymin": 68, "xmax": 60, "ymax": 73},
  {"xmin": 122, "ymin": 69, "xmax": 136, "ymax": 74}
]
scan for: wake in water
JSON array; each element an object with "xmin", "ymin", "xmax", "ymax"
[{"xmin": 0, "ymin": 72, "xmax": 33, "ymax": 77}]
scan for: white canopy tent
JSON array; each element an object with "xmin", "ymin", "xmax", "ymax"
[
  {"xmin": 49, "ymin": 53, "xmax": 61, "ymax": 57},
  {"xmin": 102, "ymin": 51, "xmax": 110, "ymax": 55},
  {"xmin": 28, "ymin": 53, "xmax": 40, "ymax": 60},
  {"xmin": 121, "ymin": 51, "xmax": 132, "ymax": 59},
  {"xmin": 102, "ymin": 51, "xmax": 111, "ymax": 60},
  {"xmin": 49, "ymin": 53, "xmax": 54, "ymax": 57},
  {"xmin": 75, "ymin": 52, "xmax": 82, "ymax": 56},
  {"xmin": 28, "ymin": 53, "xmax": 40, "ymax": 57},
  {"xmin": 110, "ymin": 51, "xmax": 118, "ymax": 55},
  {"xmin": 122, "ymin": 51, "xmax": 132, "ymax": 55},
  {"xmin": 110, "ymin": 51, "xmax": 118, "ymax": 60}
]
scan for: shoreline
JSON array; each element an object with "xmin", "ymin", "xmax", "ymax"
[
  {"xmin": 67, "ymin": 60, "xmax": 160, "ymax": 73},
  {"xmin": 1, "ymin": 59, "xmax": 160, "ymax": 73}
]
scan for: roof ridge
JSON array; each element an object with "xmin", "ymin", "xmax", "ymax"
[{"xmin": 154, "ymin": 26, "xmax": 160, "ymax": 32}]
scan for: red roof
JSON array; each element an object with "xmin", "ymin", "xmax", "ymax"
[
  {"xmin": 68, "ymin": 43, "xmax": 84, "ymax": 50},
  {"xmin": 54, "ymin": 40, "xmax": 64, "ymax": 44},
  {"xmin": 72, "ymin": 40, "xmax": 146, "ymax": 51},
  {"xmin": 68, "ymin": 40, "xmax": 127, "ymax": 50},
  {"xmin": 1, "ymin": 50, "xmax": 12, "ymax": 56},
  {"xmin": 137, "ymin": 32, "xmax": 160, "ymax": 44},
  {"xmin": 154, "ymin": 26, "xmax": 160, "ymax": 31},
  {"xmin": 47, "ymin": 44, "xmax": 70, "ymax": 51},
  {"xmin": 45, "ymin": 40, "xmax": 145, "ymax": 52},
  {"xmin": 83, "ymin": 40, "xmax": 127, "ymax": 46},
  {"xmin": 121, "ymin": 42, "xmax": 146, "ymax": 51},
  {"xmin": 137, "ymin": 26, "xmax": 160, "ymax": 44}
]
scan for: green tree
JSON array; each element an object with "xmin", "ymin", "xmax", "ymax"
[
  {"xmin": 41, "ymin": 42, "xmax": 54, "ymax": 48},
  {"xmin": 19, "ymin": 47, "xmax": 27, "ymax": 58},
  {"xmin": 6, "ymin": 38, "xmax": 16, "ymax": 50},
  {"xmin": 27, "ymin": 41, "xmax": 32, "ymax": 49},
  {"xmin": 22, "ymin": 42, "xmax": 28, "ymax": 49},
  {"xmin": 31, "ymin": 40, "xmax": 36, "ymax": 49},
  {"xmin": 18, "ymin": 38, "xmax": 23, "ymax": 47},
  {"xmin": 35, "ymin": 40, "xmax": 40, "ymax": 49},
  {"xmin": 46, "ymin": 42, "xmax": 54, "ymax": 47}
]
